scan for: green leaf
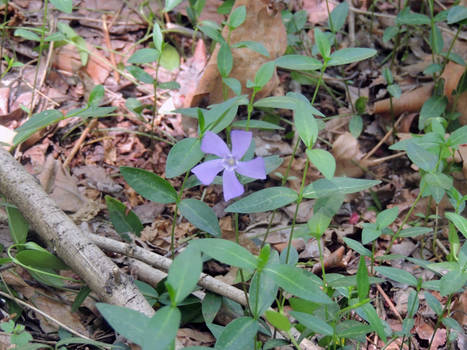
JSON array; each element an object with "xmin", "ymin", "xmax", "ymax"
[
  {"xmin": 445, "ymin": 212, "xmax": 467, "ymax": 238},
  {"xmin": 96, "ymin": 303, "xmax": 150, "ymax": 344},
  {"xmin": 6, "ymin": 206, "xmax": 29, "ymax": 244},
  {"xmin": 440, "ymin": 269, "xmax": 467, "ymax": 296},
  {"xmin": 375, "ymin": 266, "xmax": 418, "ymax": 286},
  {"xmin": 447, "ymin": 5, "xmax": 467, "ymax": 24},
  {"xmin": 328, "ymin": 48, "xmax": 376, "ymax": 66},
  {"xmin": 105, "ymin": 196, "xmax": 143, "ymax": 237},
  {"xmin": 88, "ymin": 85, "xmax": 105, "ymax": 107},
  {"xmin": 362, "ymin": 223, "xmax": 381, "ymax": 244},
  {"xmin": 447, "ymin": 125, "xmax": 467, "ymax": 148},
  {"xmin": 128, "ymin": 48, "xmax": 159, "ymax": 64},
  {"xmin": 293, "ymin": 98, "xmax": 318, "ymax": 148},
  {"xmin": 142, "ymin": 306, "xmax": 180, "ymax": 350},
  {"xmin": 190, "ymin": 238, "xmax": 257, "ymax": 270},
  {"xmin": 16, "ymin": 250, "xmax": 68, "ymax": 271},
  {"xmin": 383, "ymin": 26, "xmax": 398, "ymax": 42},
  {"xmin": 218, "ymin": 44, "xmax": 233, "ymax": 77},
  {"xmin": 314, "ymin": 28, "xmax": 331, "ymax": 59},
  {"xmin": 264, "ymin": 264, "xmax": 332, "ymax": 304},
  {"xmin": 223, "ymin": 77, "xmax": 242, "ymax": 96},
  {"xmin": 290, "ymin": 311, "xmax": 333, "ymax": 336},
  {"xmin": 254, "ymin": 95, "xmax": 297, "ymax": 109},
  {"xmin": 405, "ymin": 141, "xmax": 437, "ymax": 172},
  {"xmin": 120, "ymin": 167, "xmax": 178, "ymax": 204},
  {"xmin": 254, "ymin": 61, "xmax": 275, "ymax": 89},
  {"xmin": 396, "ymin": 8, "xmax": 431, "ymax": 25},
  {"xmin": 387, "ymin": 84, "xmax": 401, "ymax": 98},
  {"xmin": 225, "ymin": 187, "xmax": 298, "ymax": 213},
  {"xmin": 265, "ymin": 310, "xmax": 291, "ymax": 332},
  {"xmin": 202, "ymin": 293, "xmax": 222, "ymax": 324},
  {"xmin": 166, "ymin": 138, "xmax": 203, "ymax": 178},
  {"xmin": 153, "ymin": 22, "xmax": 164, "ymax": 52},
  {"xmin": 13, "ymin": 110, "xmax": 64, "ymax": 146},
  {"xmin": 275, "ymin": 55, "xmax": 322, "ymax": 71},
  {"xmin": 164, "ymin": 0, "xmax": 184, "ymax": 12},
  {"xmin": 357, "ymin": 256, "xmax": 369, "ymax": 301},
  {"xmin": 126, "ymin": 65, "xmax": 154, "ymax": 84},
  {"xmin": 349, "ymin": 115, "xmax": 363, "ymax": 138},
  {"xmin": 167, "ymin": 246, "xmax": 202, "ymax": 305},
  {"xmin": 423, "ymin": 172, "xmax": 453, "ymax": 203},
  {"xmin": 329, "ymin": 1, "xmax": 349, "ymax": 32},
  {"xmin": 360, "ymin": 303, "xmax": 387, "ymax": 342},
  {"xmin": 204, "ymin": 96, "xmax": 244, "ymax": 134},
  {"xmin": 216, "ymin": 317, "xmax": 258, "ymax": 350},
  {"xmin": 249, "ymin": 270, "xmax": 278, "ymax": 318},
  {"xmin": 232, "ymin": 119, "xmax": 283, "ymax": 130},
  {"xmin": 429, "ymin": 25, "xmax": 444, "ymax": 54},
  {"xmin": 50, "ymin": 0, "xmax": 72, "ymax": 13},
  {"xmin": 228, "ymin": 5, "xmax": 246, "ymax": 29},
  {"xmin": 179, "ymin": 199, "xmax": 221, "ymax": 236},
  {"xmin": 160, "ymin": 44, "xmax": 180, "ymax": 71},
  {"xmin": 306, "ymin": 149, "xmax": 335, "ymax": 179},
  {"xmin": 399, "ymin": 227, "xmax": 432, "ymax": 237},
  {"xmin": 376, "ymin": 206, "xmax": 399, "ymax": 229},
  {"xmin": 419, "ymin": 95, "xmax": 448, "ymax": 130},
  {"xmin": 424, "ymin": 291, "xmax": 443, "ymax": 316},
  {"xmin": 336, "ymin": 320, "xmax": 373, "ymax": 340},
  {"xmin": 343, "ymin": 237, "xmax": 372, "ymax": 256},
  {"xmin": 308, "ymin": 195, "xmax": 343, "ymax": 238},
  {"xmin": 303, "ymin": 177, "xmax": 380, "ymax": 198},
  {"xmin": 198, "ymin": 21, "xmax": 224, "ymax": 43},
  {"xmin": 231, "ymin": 41, "xmax": 269, "ymax": 57},
  {"xmin": 14, "ymin": 28, "xmax": 41, "ymax": 41}
]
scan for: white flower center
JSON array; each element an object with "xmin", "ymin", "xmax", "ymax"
[{"xmin": 223, "ymin": 155, "xmax": 238, "ymax": 171}]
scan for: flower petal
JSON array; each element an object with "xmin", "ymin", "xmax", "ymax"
[
  {"xmin": 201, "ymin": 131, "xmax": 230, "ymax": 158},
  {"xmin": 236, "ymin": 157, "xmax": 266, "ymax": 180},
  {"xmin": 192, "ymin": 159, "xmax": 224, "ymax": 185},
  {"xmin": 231, "ymin": 130, "xmax": 252, "ymax": 159},
  {"xmin": 223, "ymin": 169, "xmax": 244, "ymax": 201}
]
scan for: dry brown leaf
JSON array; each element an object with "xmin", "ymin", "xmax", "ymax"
[
  {"xmin": 187, "ymin": 0, "xmax": 287, "ymax": 106},
  {"xmin": 374, "ymin": 62, "xmax": 467, "ymax": 125},
  {"xmin": 300, "ymin": 0, "xmax": 336, "ymax": 24}
]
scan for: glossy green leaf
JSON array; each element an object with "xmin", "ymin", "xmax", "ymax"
[
  {"xmin": 440, "ymin": 269, "xmax": 467, "ymax": 296},
  {"xmin": 254, "ymin": 61, "xmax": 275, "ymax": 89},
  {"xmin": 376, "ymin": 206, "xmax": 399, "ymax": 229},
  {"xmin": 447, "ymin": 125, "xmax": 467, "ymax": 148},
  {"xmin": 264, "ymin": 264, "xmax": 332, "ymax": 304},
  {"xmin": 126, "ymin": 65, "xmax": 154, "ymax": 84},
  {"xmin": 190, "ymin": 239, "xmax": 257, "ymax": 270},
  {"xmin": 329, "ymin": 1, "xmax": 349, "ymax": 32},
  {"xmin": 445, "ymin": 212, "xmax": 467, "ymax": 238},
  {"xmin": 424, "ymin": 291, "xmax": 443, "ymax": 316},
  {"xmin": 343, "ymin": 237, "xmax": 372, "ymax": 256},
  {"xmin": 375, "ymin": 266, "xmax": 418, "ymax": 286},
  {"xmin": 128, "ymin": 48, "xmax": 159, "ymax": 64},
  {"xmin": 164, "ymin": 0, "xmax": 184, "ymax": 12},
  {"xmin": 6, "ymin": 206, "xmax": 29, "ymax": 244},
  {"xmin": 314, "ymin": 28, "xmax": 331, "ymax": 59},
  {"xmin": 50, "ymin": 0, "xmax": 72, "ymax": 13},
  {"xmin": 232, "ymin": 119, "xmax": 283, "ymax": 130},
  {"xmin": 360, "ymin": 303, "xmax": 387, "ymax": 342},
  {"xmin": 225, "ymin": 187, "xmax": 298, "ymax": 213},
  {"xmin": 216, "ymin": 317, "xmax": 258, "ymax": 350},
  {"xmin": 88, "ymin": 85, "xmax": 105, "ymax": 107},
  {"xmin": 160, "ymin": 44, "xmax": 180, "ymax": 71},
  {"xmin": 405, "ymin": 142, "xmax": 437, "ymax": 172},
  {"xmin": 303, "ymin": 177, "xmax": 380, "ymax": 198},
  {"xmin": 419, "ymin": 95, "xmax": 447, "ymax": 130},
  {"xmin": 153, "ymin": 22, "xmax": 163, "ymax": 52},
  {"xmin": 231, "ymin": 41, "xmax": 269, "ymax": 57},
  {"xmin": 14, "ymin": 28, "xmax": 41, "ymax": 41},
  {"xmin": 357, "ymin": 256, "xmax": 369, "ymax": 301},
  {"xmin": 293, "ymin": 99, "xmax": 318, "ymax": 147},
  {"xmin": 290, "ymin": 311, "xmax": 333, "ymax": 336},
  {"xmin": 265, "ymin": 310, "xmax": 291, "ymax": 331},
  {"xmin": 16, "ymin": 250, "xmax": 68, "ymax": 271},
  {"xmin": 306, "ymin": 149, "xmax": 335, "ymax": 179},
  {"xmin": 13, "ymin": 110, "xmax": 64, "ymax": 146},
  {"xmin": 362, "ymin": 223, "xmax": 381, "ymax": 244},
  {"xmin": 328, "ymin": 48, "xmax": 376, "ymax": 66},
  {"xmin": 349, "ymin": 115, "xmax": 363, "ymax": 138},
  {"xmin": 142, "ymin": 306, "xmax": 180, "ymax": 350},
  {"xmin": 96, "ymin": 303, "xmax": 149, "ymax": 344},
  {"xmin": 218, "ymin": 43, "xmax": 233, "ymax": 77},
  {"xmin": 275, "ymin": 55, "xmax": 322, "ymax": 71},
  {"xmin": 396, "ymin": 8, "xmax": 431, "ymax": 25},
  {"xmin": 228, "ymin": 5, "xmax": 246, "ymax": 29},
  {"xmin": 120, "ymin": 167, "xmax": 178, "ymax": 204},
  {"xmin": 166, "ymin": 138, "xmax": 203, "ymax": 178},
  {"xmin": 167, "ymin": 246, "xmax": 202, "ymax": 305},
  {"xmin": 105, "ymin": 196, "xmax": 143, "ymax": 237},
  {"xmin": 179, "ymin": 199, "xmax": 221, "ymax": 236},
  {"xmin": 447, "ymin": 5, "xmax": 467, "ymax": 24},
  {"xmin": 223, "ymin": 77, "xmax": 242, "ymax": 96},
  {"xmin": 399, "ymin": 227, "xmax": 432, "ymax": 237},
  {"xmin": 202, "ymin": 293, "xmax": 222, "ymax": 324}
]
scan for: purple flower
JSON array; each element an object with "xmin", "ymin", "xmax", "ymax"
[{"xmin": 192, "ymin": 130, "xmax": 266, "ymax": 201}]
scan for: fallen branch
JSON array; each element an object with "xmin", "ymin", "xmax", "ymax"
[{"xmin": 0, "ymin": 148, "xmax": 154, "ymax": 317}]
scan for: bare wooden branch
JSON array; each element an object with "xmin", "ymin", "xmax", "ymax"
[{"xmin": 0, "ymin": 149, "xmax": 154, "ymax": 317}]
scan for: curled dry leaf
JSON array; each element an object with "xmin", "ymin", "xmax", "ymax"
[
  {"xmin": 187, "ymin": 0, "xmax": 287, "ymax": 106},
  {"xmin": 374, "ymin": 62, "xmax": 467, "ymax": 125}
]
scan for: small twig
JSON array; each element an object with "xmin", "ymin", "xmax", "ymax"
[
  {"xmin": 0, "ymin": 290, "xmax": 93, "ymax": 341},
  {"xmin": 102, "ymin": 15, "xmax": 119, "ymax": 83},
  {"xmin": 63, "ymin": 118, "xmax": 98, "ymax": 168},
  {"xmin": 376, "ymin": 284, "xmax": 403, "ymax": 323},
  {"xmin": 363, "ymin": 114, "xmax": 403, "ymax": 161}
]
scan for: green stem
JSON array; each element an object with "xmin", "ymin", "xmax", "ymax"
[{"xmin": 170, "ymin": 171, "xmax": 190, "ymax": 257}]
